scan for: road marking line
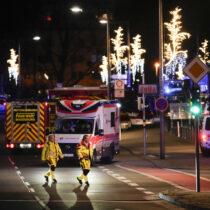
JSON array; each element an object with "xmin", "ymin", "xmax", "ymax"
[
  {"xmin": 128, "ymin": 183, "xmax": 139, "ymax": 187},
  {"xmin": 34, "ymin": 195, "xmax": 50, "ymax": 210},
  {"xmin": 106, "ymin": 171, "xmax": 114, "ymax": 174},
  {"xmin": 16, "ymin": 170, "xmax": 21, "ymax": 175},
  {"xmin": 15, "ymin": 166, "xmax": 19, "ymax": 170},
  {"xmin": 102, "ymin": 169, "xmax": 109, "ymax": 171},
  {"xmin": 144, "ymin": 191, "xmax": 154, "ymax": 195},
  {"xmin": 111, "ymin": 174, "xmax": 120, "ymax": 176},
  {"xmin": 121, "ymin": 179, "xmax": 131, "ymax": 183},
  {"xmin": 136, "ymin": 187, "xmax": 146, "ymax": 191},
  {"xmin": 115, "ymin": 164, "xmax": 192, "ymax": 191},
  {"xmin": 25, "ymin": 182, "xmax": 30, "ymax": 186},
  {"xmin": 116, "ymin": 176, "xmax": 126, "ymax": 179},
  {"xmin": 29, "ymin": 188, "xmax": 35, "ymax": 193},
  {"xmin": 20, "ymin": 176, "xmax": 25, "ymax": 180}
]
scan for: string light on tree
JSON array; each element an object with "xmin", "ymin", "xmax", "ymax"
[
  {"xmin": 130, "ymin": 34, "xmax": 146, "ymax": 82},
  {"xmin": 7, "ymin": 49, "xmax": 19, "ymax": 85},
  {"xmin": 164, "ymin": 7, "xmax": 191, "ymax": 80},
  {"xmin": 110, "ymin": 26, "xmax": 128, "ymax": 76},
  {"xmin": 99, "ymin": 56, "xmax": 108, "ymax": 84},
  {"xmin": 198, "ymin": 39, "xmax": 209, "ymax": 64}
]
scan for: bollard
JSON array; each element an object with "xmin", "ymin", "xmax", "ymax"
[{"xmin": 177, "ymin": 121, "xmax": 180, "ymax": 137}]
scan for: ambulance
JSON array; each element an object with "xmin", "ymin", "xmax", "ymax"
[
  {"xmin": 5, "ymin": 100, "xmax": 56, "ymax": 150},
  {"xmin": 48, "ymin": 86, "xmax": 121, "ymax": 163}
]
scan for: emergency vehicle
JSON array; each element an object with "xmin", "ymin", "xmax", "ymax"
[
  {"xmin": 5, "ymin": 100, "xmax": 56, "ymax": 150},
  {"xmin": 48, "ymin": 86, "xmax": 120, "ymax": 162},
  {"xmin": 200, "ymin": 103, "xmax": 210, "ymax": 155}
]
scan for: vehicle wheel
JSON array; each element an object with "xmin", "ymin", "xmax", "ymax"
[{"xmin": 108, "ymin": 144, "xmax": 115, "ymax": 162}]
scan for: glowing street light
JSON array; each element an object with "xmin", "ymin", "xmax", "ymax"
[
  {"xmin": 70, "ymin": 6, "xmax": 111, "ymax": 99},
  {"xmin": 44, "ymin": 73, "xmax": 49, "ymax": 80},
  {"xmin": 154, "ymin": 62, "xmax": 160, "ymax": 77},
  {"xmin": 70, "ymin": 6, "xmax": 83, "ymax": 13},
  {"xmin": 33, "ymin": 36, "xmax": 41, "ymax": 41}
]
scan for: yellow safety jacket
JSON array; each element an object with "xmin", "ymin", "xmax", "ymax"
[
  {"xmin": 77, "ymin": 140, "xmax": 93, "ymax": 170},
  {"xmin": 42, "ymin": 141, "xmax": 63, "ymax": 164}
]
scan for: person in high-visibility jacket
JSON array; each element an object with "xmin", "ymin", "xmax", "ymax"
[
  {"xmin": 76, "ymin": 135, "xmax": 93, "ymax": 186},
  {"xmin": 42, "ymin": 134, "xmax": 63, "ymax": 183}
]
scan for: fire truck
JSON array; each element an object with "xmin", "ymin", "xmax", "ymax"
[
  {"xmin": 48, "ymin": 86, "xmax": 120, "ymax": 163},
  {"xmin": 5, "ymin": 100, "xmax": 56, "ymax": 150}
]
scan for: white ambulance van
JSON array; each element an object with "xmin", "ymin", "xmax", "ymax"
[{"xmin": 54, "ymin": 99, "xmax": 120, "ymax": 163}]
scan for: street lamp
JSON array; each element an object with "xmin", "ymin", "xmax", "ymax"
[
  {"xmin": 70, "ymin": 6, "xmax": 83, "ymax": 13},
  {"xmin": 98, "ymin": 13, "xmax": 111, "ymax": 100},
  {"xmin": 70, "ymin": 6, "xmax": 111, "ymax": 99},
  {"xmin": 33, "ymin": 36, "xmax": 41, "ymax": 41}
]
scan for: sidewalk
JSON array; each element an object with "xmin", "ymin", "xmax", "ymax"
[
  {"xmin": 156, "ymin": 131, "xmax": 210, "ymax": 209},
  {"xmin": 159, "ymin": 189, "xmax": 210, "ymax": 210},
  {"xmin": 120, "ymin": 126, "xmax": 210, "ymax": 209}
]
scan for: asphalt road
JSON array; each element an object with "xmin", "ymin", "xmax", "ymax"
[{"xmin": 1, "ymin": 122, "xmax": 210, "ymax": 210}]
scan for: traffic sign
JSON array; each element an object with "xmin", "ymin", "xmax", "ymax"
[
  {"xmin": 183, "ymin": 57, "xmax": 209, "ymax": 84},
  {"xmin": 114, "ymin": 89, "xmax": 124, "ymax": 98},
  {"xmin": 139, "ymin": 84, "xmax": 157, "ymax": 94},
  {"xmin": 155, "ymin": 97, "xmax": 168, "ymax": 111},
  {"xmin": 114, "ymin": 80, "xmax": 124, "ymax": 90}
]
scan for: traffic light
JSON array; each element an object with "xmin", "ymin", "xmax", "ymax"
[{"xmin": 190, "ymin": 87, "xmax": 201, "ymax": 115}]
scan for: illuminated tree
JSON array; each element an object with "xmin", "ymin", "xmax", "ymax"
[
  {"xmin": 100, "ymin": 26, "xmax": 128, "ymax": 83},
  {"xmin": 164, "ymin": 7, "xmax": 191, "ymax": 80},
  {"xmin": 110, "ymin": 26, "xmax": 128, "ymax": 76},
  {"xmin": 199, "ymin": 39, "xmax": 209, "ymax": 64},
  {"xmin": 130, "ymin": 34, "xmax": 146, "ymax": 82},
  {"xmin": 7, "ymin": 49, "xmax": 19, "ymax": 85},
  {"xmin": 99, "ymin": 56, "xmax": 108, "ymax": 84}
]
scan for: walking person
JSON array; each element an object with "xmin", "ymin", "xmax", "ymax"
[
  {"xmin": 76, "ymin": 135, "xmax": 93, "ymax": 186},
  {"xmin": 42, "ymin": 134, "xmax": 63, "ymax": 183}
]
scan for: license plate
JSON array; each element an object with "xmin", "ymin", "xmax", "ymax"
[
  {"xmin": 63, "ymin": 154, "xmax": 74, "ymax": 157},
  {"xmin": 20, "ymin": 144, "xmax": 32, "ymax": 149}
]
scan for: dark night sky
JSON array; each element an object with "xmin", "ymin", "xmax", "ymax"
[{"xmin": 0, "ymin": 0, "xmax": 209, "ymax": 83}]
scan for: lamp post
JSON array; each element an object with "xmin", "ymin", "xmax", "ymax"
[
  {"xmin": 106, "ymin": 13, "xmax": 111, "ymax": 100},
  {"xmin": 70, "ymin": 6, "xmax": 111, "ymax": 99},
  {"xmin": 159, "ymin": 0, "xmax": 165, "ymax": 159},
  {"xmin": 99, "ymin": 13, "xmax": 111, "ymax": 100},
  {"xmin": 32, "ymin": 35, "xmax": 41, "ymax": 96}
]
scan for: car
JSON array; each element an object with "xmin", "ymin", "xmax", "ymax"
[
  {"xmin": 200, "ymin": 115, "xmax": 210, "ymax": 156},
  {"xmin": 128, "ymin": 107, "xmax": 154, "ymax": 126},
  {"xmin": 120, "ymin": 112, "xmax": 132, "ymax": 130},
  {"xmin": 0, "ymin": 95, "xmax": 7, "ymax": 118}
]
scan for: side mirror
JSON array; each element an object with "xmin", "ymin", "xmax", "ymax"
[{"xmin": 99, "ymin": 129, "xmax": 104, "ymax": 136}]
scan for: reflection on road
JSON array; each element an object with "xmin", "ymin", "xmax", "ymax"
[
  {"xmin": 70, "ymin": 185, "xmax": 93, "ymax": 210},
  {"xmin": 43, "ymin": 182, "xmax": 67, "ymax": 210}
]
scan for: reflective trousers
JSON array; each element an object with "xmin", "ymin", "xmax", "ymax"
[{"xmin": 45, "ymin": 158, "xmax": 57, "ymax": 180}]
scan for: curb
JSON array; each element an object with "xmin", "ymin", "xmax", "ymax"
[{"xmin": 158, "ymin": 192, "xmax": 209, "ymax": 210}]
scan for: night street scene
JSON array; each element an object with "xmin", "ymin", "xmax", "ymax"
[{"xmin": 0, "ymin": 0, "xmax": 210, "ymax": 209}]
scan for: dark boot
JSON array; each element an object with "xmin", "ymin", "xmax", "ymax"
[
  {"xmin": 44, "ymin": 176, "xmax": 49, "ymax": 182},
  {"xmin": 77, "ymin": 177, "xmax": 82, "ymax": 185}
]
